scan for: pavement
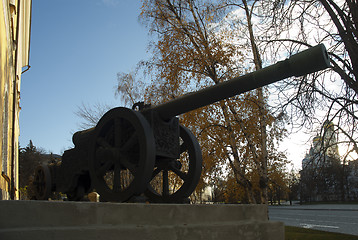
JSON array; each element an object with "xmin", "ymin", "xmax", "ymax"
[
  {"xmin": 271, "ymin": 202, "xmax": 358, "ymax": 210},
  {"xmin": 268, "ymin": 202, "xmax": 358, "ymax": 236}
]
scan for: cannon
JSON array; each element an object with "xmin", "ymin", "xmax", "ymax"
[{"xmin": 33, "ymin": 44, "xmax": 330, "ymax": 203}]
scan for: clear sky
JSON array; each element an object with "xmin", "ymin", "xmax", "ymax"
[{"xmin": 20, "ymin": 0, "xmax": 308, "ymax": 169}]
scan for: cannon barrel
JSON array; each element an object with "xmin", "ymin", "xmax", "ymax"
[{"xmin": 149, "ymin": 44, "xmax": 330, "ymax": 121}]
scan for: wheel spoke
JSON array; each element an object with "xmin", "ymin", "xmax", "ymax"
[
  {"xmin": 151, "ymin": 167, "xmax": 161, "ymax": 180},
  {"xmin": 121, "ymin": 133, "xmax": 138, "ymax": 152},
  {"xmin": 98, "ymin": 160, "xmax": 113, "ymax": 177},
  {"xmin": 169, "ymin": 165, "xmax": 187, "ymax": 181},
  {"xmin": 114, "ymin": 118, "xmax": 123, "ymax": 148},
  {"xmin": 120, "ymin": 156, "xmax": 136, "ymax": 173},
  {"xmin": 97, "ymin": 137, "xmax": 112, "ymax": 148},
  {"xmin": 180, "ymin": 143, "xmax": 188, "ymax": 154},
  {"xmin": 162, "ymin": 170, "xmax": 169, "ymax": 197},
  {"xmin": 113, "ymin": 164, "xmax": 121, "ymax": 192}
]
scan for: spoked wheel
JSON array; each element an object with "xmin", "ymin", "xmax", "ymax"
[
  {"xmin": 145, "ymin": 125, "xmax": 202, "ymax": 203},
  {"xmin": 33, "ymin": 165, "xmax": 52, "ymax": 200},
  {"xmin": 89, "ymin": 107, "xmax": 155, "ymax": 202}
]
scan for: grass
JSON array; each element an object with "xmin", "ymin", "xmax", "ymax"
[{"xmin": 285, "ymin": 226, "xmax": 358, "ymax": 240}]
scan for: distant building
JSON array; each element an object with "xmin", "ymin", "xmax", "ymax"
[
  {"xmin": 0, "ymin": 0, "xmax": 32, "ymax": 199},
  {"xmin": 302, "ymin": 120, "xmax": 340, "ymax": 170},
  {"xmin": 300, "ymin": 121, "xmax": 358, "ymax": 202},
  {"xmin": 300, "ymin": 121, "xmax": 341, "ymax": 202}
]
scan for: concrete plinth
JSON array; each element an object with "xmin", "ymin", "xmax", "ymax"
[{"xmin": 0, "ymin": 201, "xmax": 283, "ymax": 240}]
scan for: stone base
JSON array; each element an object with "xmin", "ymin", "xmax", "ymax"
[{"xmin": 0, "ymin": 201, "xmax": 283, "ymax": 240}]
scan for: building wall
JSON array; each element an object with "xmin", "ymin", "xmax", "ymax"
[{"xmin": 0, "ymin": 0, "xmax": 31, "ymax": 200}]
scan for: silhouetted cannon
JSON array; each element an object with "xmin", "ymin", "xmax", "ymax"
[{"xmin": 33, "ymin": 44, "xmax": 330, "ymax": 203}]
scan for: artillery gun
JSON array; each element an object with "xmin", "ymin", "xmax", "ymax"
[{"xmin": 33, "ymin": 44, "xmax": 330, "ymax": 203}]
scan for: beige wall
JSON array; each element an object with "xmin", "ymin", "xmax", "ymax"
[{"xmin": 0, "ymin": 0, "xmax": 31, "ymax": 200}]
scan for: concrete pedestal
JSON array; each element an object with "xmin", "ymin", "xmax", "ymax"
[{"xmin": 0, "ymin": 201, "xmax": 283, "ymax": 240}]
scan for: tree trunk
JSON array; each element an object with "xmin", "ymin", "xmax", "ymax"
[{"xmin": 242, "ymin": 0, "xmax": 268, "ymax": 204}]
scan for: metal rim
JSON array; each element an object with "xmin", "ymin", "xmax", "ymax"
[
  {"xmin": 145, "ymin": 125, "xmax": 202, "ymax": 203},
  {"xmin": 89, "ymin": 107, "xmax": 155, "ymax": 202}
]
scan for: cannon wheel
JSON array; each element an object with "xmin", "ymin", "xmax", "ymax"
[
  {"xmin": 89, "ymin": 107, "xmax": 155, "ymax": 202},
  {"xmin": 145, "ymin": 125, "xmax": 202, "ymax": 203},
  {"xmin": 33, "ymin": 165, "xmax": 52, "ymax": 200}
]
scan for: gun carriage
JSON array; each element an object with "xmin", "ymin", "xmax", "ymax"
[{"xmin": 33, "ymin": 44, "xmax": 330, "ymax": 203}]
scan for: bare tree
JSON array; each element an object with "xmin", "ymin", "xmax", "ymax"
[
  {"xmin": 75, "ymin": 102, "xmax": 113, "ymax": 129},
  {"xmin": 258, "ymin": 0, "xmax": 358, "ymax": 162}
]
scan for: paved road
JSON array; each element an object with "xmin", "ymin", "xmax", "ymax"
[{"xmin": 268, "ymin": 204, "xmax": 358, "ymax": 236}]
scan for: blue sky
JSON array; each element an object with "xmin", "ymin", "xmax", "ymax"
[{"xmin": 20, "ymin": 0, "xmax": 149, "ymax": 153}]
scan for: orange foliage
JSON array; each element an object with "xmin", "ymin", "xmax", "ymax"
[{"xmin": 117, "ymin": 0, "xmax": 289, "ymax": 203}]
